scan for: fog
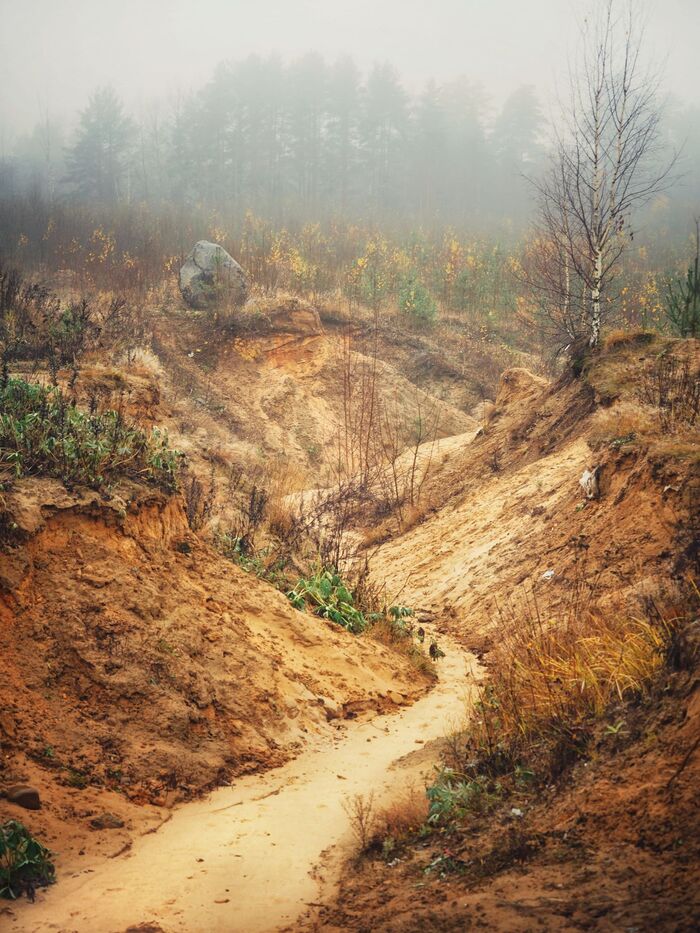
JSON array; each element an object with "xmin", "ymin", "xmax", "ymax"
[
  {"xmin": 0, "ymin": 0, "xmax": 697, "ymax": 139},
  {"xmin": 0, "ymin": 0, "xmax": 698, "ymax": 304}
]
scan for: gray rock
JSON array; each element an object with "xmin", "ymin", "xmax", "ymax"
[
  {"xmin": 90, "ymin": 812, "xmax": 125, "ymax": 830},
  {"xmin": 179, "ymin": 240, "xmax": 248, "ymax": 310},
  {"xmin": 5, "ymin": 784, "xmax": 41, "ymax": 810},
  {"xmin": 579, "ymin": 465, "xmax": 601, "ymax": 499}
]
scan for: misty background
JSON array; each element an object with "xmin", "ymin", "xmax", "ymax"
[
  {"xmin": 1, "ymin": 0, "xmax": 697, "ymax": 135},
  {"xmin": 0, "ymin": 0, "xmax": 698, "ymax": 303}
]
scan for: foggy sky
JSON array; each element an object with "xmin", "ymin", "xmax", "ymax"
[{"xmin": 1, "ymin": 0, "xmax": 697, "ymax": 142}]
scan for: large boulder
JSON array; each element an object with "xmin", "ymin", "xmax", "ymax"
[{"xmin": 179, "ymin": 241, "xmax": 248, "ymax": 310}]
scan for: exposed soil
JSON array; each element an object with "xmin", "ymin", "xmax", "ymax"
[
  {"xmin": 2, "ymin": 627, "xmax": 479, "ymax": 933},
  {"xmin": 0, "ymin": 479, "xmax": 431, "ymax": 798},
  {"xmin": 143, "ymin": 296, "xmax": 475, "ymax": 479},
  {"xmin": 368, "ymin": 353, "xmax": 697, "ymax": 645},
  {"xmin": 305, "ymin": 648, "xmax": 700, "ymax": 932},
  {"xmin": 0, "ymin": 315, "xmax": 698, "ymax": 932},
  {"xmin": 300, "ymin": 335, "xmax": 700, "ymax": 932}
]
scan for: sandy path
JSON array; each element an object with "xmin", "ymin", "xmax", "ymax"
[{"xmin": 11, "ymin": 635, "xmax": 479, "ymax": 933}]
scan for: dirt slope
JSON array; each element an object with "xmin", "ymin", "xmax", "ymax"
[
  {"xmin": 310, "ymin": 638, "xmax": 700, "ymax": 933},
  {"xmin": 1, "ymin": 329, "xmax": 697, "ymax": 932},
  {"xmin": 0, "ymin": 479, "xmax": 431, "ymax": 847},
  {"xmin": 369, "ymin": 342, "xmax": 698, "ymax": 642},
  {"xmin": 4, "ymin": 628, "xmax": 479, "ymax": 933},
  {"xmin": 144, "ymin": 298, "xmax": 475, "ymax": 478},
  {"xmin": 308, "ymin": 336, "xmax": 700, "ymax": 932}
]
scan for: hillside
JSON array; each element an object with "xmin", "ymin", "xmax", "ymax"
[
  {"xmin": 1, "ymin": 299, "xmax": 698, "ymax": 932},
  {"xmin": 306, "ymin": 333, "xmax": 700, "ymax": 932},
  {"xmin": 368, "ymin": 335, "xmax": 698, "ymax": 639}
]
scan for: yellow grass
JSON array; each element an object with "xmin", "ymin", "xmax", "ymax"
[
  {"xmin": 471, "ymin": 602, "xmax": 675, "ymax": 765},
  {"xmin": 264, "ymin": 456, "xmax": 309, "ymax": 538}
]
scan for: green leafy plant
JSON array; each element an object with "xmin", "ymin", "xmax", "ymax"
[
  {"xmin": 398, "ymin": 272, "xmax": 437, "ymax": 322},
  {"xmin": 426, "ymin": 768, "xmax": 501, "ymax": 826},
  {"xmin": 663, "ymin": 219, "xmax": 700, "ymax": 338},
  {"xmin": 424, "ymin": 851, "xmax": 467, "ymax": 877},
  {"xmin": 383, "ymin": 605, "xmax": 418, "ymax": 639},
  {"xmin": 216, "ymin": 533, "xmax": 289, "ymax": 587},
  {"xmin": 0, "ymin": 378, "xmax": 180, "ymax": 491},
  {"xmin": 287, "ymin": 569, "xmax": 368, "ymax": 634},
  {"xmin": 0, "ymin": 820, "xmax": 55, "ymax": 900}
]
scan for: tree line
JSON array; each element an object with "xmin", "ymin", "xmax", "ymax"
[{"xmin": 1, "ymin": 54, "xmax": 546, "ymax": 228}]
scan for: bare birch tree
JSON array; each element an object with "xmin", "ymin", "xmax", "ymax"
[{"xmin": 528, "ymin": 0, "xmax": 673, "ymax": 350}]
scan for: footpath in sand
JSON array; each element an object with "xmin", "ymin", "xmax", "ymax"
[{"xmin": 9, "ymin": 631, "xmax": 479, "ymax": 933}]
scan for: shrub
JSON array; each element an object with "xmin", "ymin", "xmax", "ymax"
[
  {"xmin": 398, "ymin": 272, "xmax": 437, "ymax": 322},
  {"xmin": 342, "ymin": 792, "xmax": 376, "ymax": 852},
  {"xmin": 663, "ymin": 222, "xmax": 700, "ymax": 338},
  {"xmin": 181, "ymin": 465, "xmax": 216, "ymax": 530},
  {"xmin": 0, "ymin": 378, "xmax": 179, "ymax": 491},
  {"xmin": 0, "ymin": 261, "xmax": 138, "ymax": 369},
  {"xmin": 287, "ymin": 568, "xmax": 368, "ymax": 634},
  {"xmin": 344, "ymin": 787, "xmax": 430, "ymax": 859},
  {"xmin": 0, "ymin": 820, "xmax": 55, "ymax": 900},
  {"xmin": 638, "ymin": 352, "xmax": 700, "ymax": 433}
]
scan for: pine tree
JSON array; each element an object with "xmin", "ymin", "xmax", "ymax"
[{"xmin": 65, "ymin": 87, "xmax": 134, "ymax": 202}]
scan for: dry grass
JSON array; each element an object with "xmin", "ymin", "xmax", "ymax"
[
  {"xmin": 603, "ymin": 328, "xmax": 655, "ymax": 351},
  {"xmin": 586, "ymin": 333, "xmax": 666, "ymax": 400},
  {"xmin": 373, "ymin": 786, "xmax": 429, "ymax": 844},
  {"xmin": 120, "ymin": 347, "xmax": 164, "ymax": 378},
  {"xmin": 399, "ymin": 501, "xmax": 428, "ymax": 534},
  {"xmin": 588, "ymin": 404, "xmax": 655, "ymax": 449},
  {"xmin": 467, "ymin": 595, "xmax": 677, "ymax": 777},
  {"xmin": 361, "ymin": 523, "xmax": 391, "ymax": 549},
  {"xmin": 344, "ymin": 786, "xmax": 429, "ymax": 857},
  {"xmin": 264, "ymin": 457, "xmax": 309, "ymax": 538}
]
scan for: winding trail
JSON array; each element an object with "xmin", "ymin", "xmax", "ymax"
[{"xmin": 13, "ymin": 634, "xmax": 479, "ymax": 933}]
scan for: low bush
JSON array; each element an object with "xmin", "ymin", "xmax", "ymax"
[
  {"xmin": 663, "ymin": 221, "xmax": 700, "ymax": 338},
  {"xmin": 374, "ymin": 787, "xmax": 430, "ymax": 859},
  {"xmin": 286, "ymin": 568, "xmax": 431, "ymax": 656},
  {"xmin": 345, "ymin": 787, "xmax": 430, "ymax": 860},
  {"xmin": 0, "ymin": 260, "xmax": 140, "ymax": 370},
  {"xmin": 638, "ymin": 352, "xmax": 700, "ymax": 433},
  {"xmin": 0, "ymin": 378, "xmax": 179, "ymax": 491},
  {"xmin": 398, "ymin": 272, "xmax": 437, "ymax": 323},
  {"xmin": 426, "ymin": 769, "xmax": 502, "ymax": 826},
  {"xmin": 0, "ymin": 820, "xmax": 55, "ymax": 900},
  {"xmin": 287, "ymin": 568, "xmax": 369, "ymax": 634}
]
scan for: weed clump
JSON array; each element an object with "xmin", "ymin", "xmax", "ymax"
[
  {"xmin": 0, "ymin": 820, "xmax": 55, "ymax": 901},
  {"xmin": 287, "ymin": 569, "xmax": 370, "ymax": 634},
  {"xmin": 0, "ymin": 378, "xmax": 179, "ymax": 491},
  {"xmin": 431, "ymin": 595, "xmax": 682, "ymax": 820},
  {"xmin": 638, "ymin": 351, "xmax": 700, "ymax": 433}
]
